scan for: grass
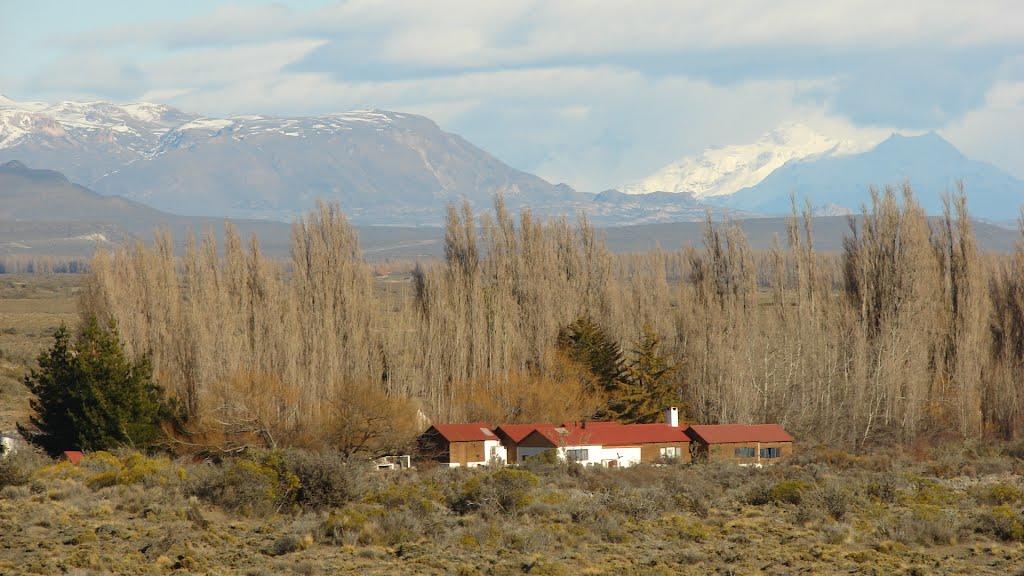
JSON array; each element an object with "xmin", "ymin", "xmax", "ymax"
[
  {"xmin": 3, "ymin": 446, "xmax": 1024, "ymax": 574},
  {"xmin": 0, "ymin": 274, "xmax": 81, "ymax": 434},
  {"xmin": 4, "ymin": 274, "xmax": 1024, "ymax": 574}
]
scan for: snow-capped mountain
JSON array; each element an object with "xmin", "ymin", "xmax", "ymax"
[
  {"xmin": 620, "ymin": 123, "xmax": 874, "ymax": 198},
  {"xmin": 721, "ymin": 132, "xmax": 1024, "ymax": 219},
  {"xmin": 0, "ymin": 95, "xmax": 197, "ymax": 184},
  {"xmin": 0, "ymin": 96, "xmax": 582, "ymax": 224}
]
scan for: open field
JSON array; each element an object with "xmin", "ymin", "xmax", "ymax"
[
  {"xmin": 4, "ymin": 444, "xmax": 1024, "ymax": 575},
  {"xmin": 0, "ymin": 274, "xmax": 81, "ymax": 435}
]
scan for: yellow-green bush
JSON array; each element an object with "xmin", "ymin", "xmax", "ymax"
[
  {"xmin": 664, "ymin": 514, "xmax": 710, "ymax": 542},
  {"xmin": 975, "ymin": 482, "xmax": 1022, "ymax": 505},
  {"xmin": 747, "ymin": 479, "xmax": 809, "ymax": 505},
  {"xmin": 317, "ymin": 503, "xmax": 384, "ymax": 546},
  {"xmin": 976, "ymin": 505, "xmax": 1024, "ymax": 542},
  {"xmin": 187, "ymin": 451, "xmax": 300, "ymax": 515},
  {"xmin": 84, "ymin": 451, "xmax": 177, "ymax": 489}
]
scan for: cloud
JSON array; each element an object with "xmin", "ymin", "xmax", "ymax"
[
  {"xmin": 944, "ymin": 79, "xmax": 1024, "ymax": 180},
  {"xmin": 8, "ymin": 1, "xmax": 1024, "ymax": 187}
]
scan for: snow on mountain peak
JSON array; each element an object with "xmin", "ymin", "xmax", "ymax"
[{"xmin": 621, "ymin": 123, "xmax": 874, "ymax": 199}]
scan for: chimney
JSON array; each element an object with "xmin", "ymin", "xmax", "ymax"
[{"xmin": 665, "ymin": 407, "xmax": 679, "ymax": 427}]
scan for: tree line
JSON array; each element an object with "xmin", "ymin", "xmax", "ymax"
[{"xmin": 23, "ymin": 186, "xmax": 1024, "ymax": 455}]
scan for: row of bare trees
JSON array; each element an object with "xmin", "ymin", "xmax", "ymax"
[{"xmin": 81, "ymin": 189, "xmax": 1024, "ymax": 452}]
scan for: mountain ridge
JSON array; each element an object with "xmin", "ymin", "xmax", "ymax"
[{"xmin": 719, "ymin": 132, "xmax": 1024, "ymax": 218}]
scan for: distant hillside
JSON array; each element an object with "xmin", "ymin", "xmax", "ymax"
[
  {"xmin": 0, "ymin": 160, "xmax": 168, "ymax": 225},
  {"xmin": 0, "ymin": 98, "xmax": 588, "ymax": 224},
  {"xmin": 0, "ymin": 160, "xmax": 292, "ymax": 256}
]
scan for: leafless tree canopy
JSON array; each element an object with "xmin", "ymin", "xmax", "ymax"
[{"xmin": 81, "ymin": 189, "xmax": 1024, "ymax": 451}]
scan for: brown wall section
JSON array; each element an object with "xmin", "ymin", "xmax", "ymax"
[
  {"xmin": 694, "ymin": 441, "xmax": 793, "ymax": 463},
  {"xmin": 417, "ymin": 429, "xmax": 449, "ymax": 464},
  {"xmin": 639, "ymin": 442, "xmax": 692, "ymax": 463},
  {"xmin": 449, "ymin": 441, "xmax": 486, "ymax": 465}
]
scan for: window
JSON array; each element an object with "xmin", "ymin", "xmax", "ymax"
[
  {"xmin": 565, "ymin": 448, "xmax": 589, "ymax": 462},
  {"xmin": 660, "ymin": 446, "xmax": 680, "ymax": 459},
  {"xmin": 734, "ymin": 447, "xmax": 756, "ymax": 458},
  {"xmin": 760, "ymin": 447, "xmax": 781, "ymax": 459}
]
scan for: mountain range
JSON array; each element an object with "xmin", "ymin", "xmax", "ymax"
[
  {"xmin": 4, "ymin": 160, "xmax": 1020, "ymax": 261},
  {"xmin": 620, "ymin": 124, "xmax": 1024, "ymax": 221},
  {"xmin": 1, "ymin": 96, "xmax": 1023, "ymax": 225}
]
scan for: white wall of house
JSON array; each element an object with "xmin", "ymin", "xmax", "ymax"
[
  {"xmin": 516, "ymin": 444, "xmax": 642, "ymax": 467},
  {"xmin": 591, "ymin": 445, "xmax": 642, "ymax": 467},
  {"xmin": 485, "ymin": 439, "xmax": 507, "ymax": 465}
]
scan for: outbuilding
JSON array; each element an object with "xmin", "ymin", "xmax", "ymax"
[
  {"xmin": 417, "ymin": 423, "xmax": 507, "ymax": 467},
  {"xmin": 684, "ymin": 424, "xmax": 794, "ymax": 465}
]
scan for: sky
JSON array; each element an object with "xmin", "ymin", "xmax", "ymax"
[{"xmin": 2, "ymin": 1, "xmax": 1022, "ymax": 191}]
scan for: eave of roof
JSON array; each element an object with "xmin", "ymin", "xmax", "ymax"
[{"xmin": 429, "ymin": 423, "xmax": 497, "ymax": 442}]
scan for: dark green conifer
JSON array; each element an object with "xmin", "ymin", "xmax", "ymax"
[{"xmin": 19, "ymin": 317, "xmax": 172, "ymax": 453}]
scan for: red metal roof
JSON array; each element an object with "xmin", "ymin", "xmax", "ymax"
[
  {"xmin": 494, "ymin": 424, "xmax": 553, "ymax": 444},
  {"xmin": 429, "ymin": 423, "xmax": 497, "ymax": 442},
  {"xmin": 62, "ymin": 450, "xmax": 84, "ymax": 465},
  {"xmin": 684, "ymin": 424, "xmax": 794, "ymax": 444},
  {"xmin": 529, "ymin": 422, "xmax": 688, "ymax": 447}
]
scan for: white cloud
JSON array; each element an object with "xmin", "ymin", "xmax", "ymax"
[
  {"xmin": 10, "ymin": 1, "xmax": 1023, "ymax": 188},
  {"xmin": 944, "ymin": 80, "xmax": 1024, "ymax": 180}
]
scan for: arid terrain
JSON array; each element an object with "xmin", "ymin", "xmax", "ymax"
[{"xmin": 4, "ymin": 275, "xmax": 1024, "ymax": 576}]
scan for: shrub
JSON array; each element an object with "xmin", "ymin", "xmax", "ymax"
[
  {"xmin": 187, "ymin": 452, "xmax": 299, "ymax": 515},
  {"xmin": 975, "ymin": 482, "xmax": 1022, "ymax": 505},
  {"xmin": 747, "ymin": 479, "xmax": 808, "ymax": 506},
  {"xmin": 369, "ymin": 476, "xmax": 445, "ymax": 516},
  {"xmin": 664, "ymin": 514, "xmax": 709, "ymax": 542},
  {"xmin": 0, "ymin": 448, "xmax": 46, "ymax": 487},
  {"xmin": 883, "ymin": 505, "xmax": 957, "ymax": 546},
  {"xmin": 911, "ymin": 478, "xmax": 957, "ymax": 506},
  {"xmin": 317, "ymin": 504, "xmax": 383, "ymax": 546},
  {"xmin": 771, "ymin": 480, "xmax": 809, "ymax": 505},
  {"xmin": 608, "ymin": 486, "xmax": 672, "ymax": 520},
  {"xmin": 83, "ymin": 451, "xmax": 177, "ymax": 489},
  {"xmin": 282, "ymin": 450, "xmax": 377, "ymax": 509},
  {"xmin": 976, "ymin": 505, "xmax": 1024, "ymax": 542},
  {"xmin": 451, "ymin": 468, "xmax": 539, "ymax": 515},
  {"xmin": 820, "ymin": 484, "xmax": 849, "ymax": 521},
  {"xmin": 377, "ymin": 507, "xmax": 430, "ymax": 546},
  {"xmin": 266, "ymin": 533, "xmax": 313, "ymax": 556},
  {"xmin": 866, "ymin": 475, "xmax": 899, "ymax": 503}
]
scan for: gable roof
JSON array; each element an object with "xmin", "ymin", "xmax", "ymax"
[
  {"xmin": 62, "ymin": 450, "xmax": 84, "ymax": 465},
  {"xmin": 494, "ymin": 424, "xmax": 553, "ymax": 444},
  {"xmin": 684, "ymin": 424, "xmax": 793, "ymax": 444},
  {"xmin": 525, "ymin": 422, "xmax": 688, "ymax": 447},
  {"xmin": 429, "ymin": 423, "xmax": 497, "ymax": 443}
]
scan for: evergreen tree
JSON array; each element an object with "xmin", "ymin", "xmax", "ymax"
[
  {"xmin": 557, "ymin": 316, "xmax": 626, "ymax": 396},
  {"xmin": 19, "ymin": 318, "xmax": 172, "ymax": 453},
  {"xmin": 613, "ymin": 326, "xmax": 679, "ymax": 423}
]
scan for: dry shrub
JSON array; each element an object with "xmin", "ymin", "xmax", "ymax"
[
  {"xmin": 974, "ymin": 481, "xmax": 1022, "ymax": 505},
  {"xmin": 186, "ymin": 452, "xmax": 299, "ymax": 515},
  {"xmin": 184, "ymin": 373, "xmax": 419, "ymax": 457},
  {"xmin": 975, "ymin": 505, "xmax": 1024, "ymax": 542},
  {"xmin": 282, "ymin": 450, "xmax": 379, "ymax": 509},
  {"xmin": 317, "ymin": 380, "xmax": 420, "ymax": 458},
  {"xmin": 746, "ymin": 479, "xmax": 809, "ymax": 506},
  {"xmin": 0, "ymin": 448, "xmax": 46, "ymax": 487},
  {"xmin": 453, "ymin": 351, "xmax": 604, "ymax": 424},
  {"xmin": 450, "ymin": 468, "xmax": 539, "ymax": 516}
]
